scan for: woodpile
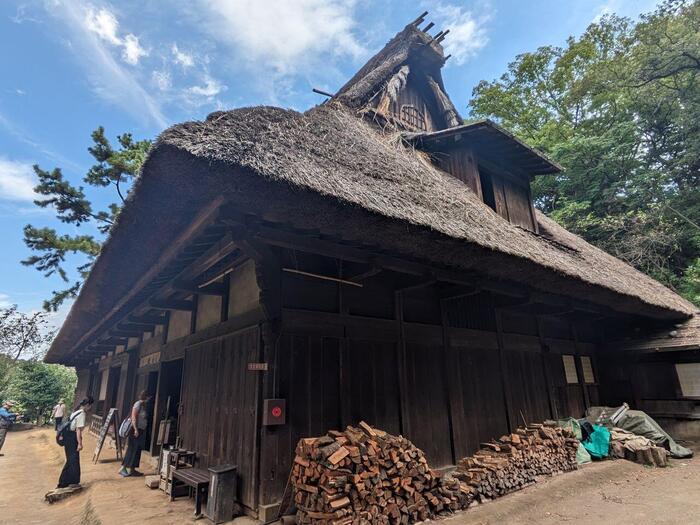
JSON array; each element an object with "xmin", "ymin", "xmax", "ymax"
[
  {"xmin": 608, "ymin": 428, "xmax": 668, "ymax": 467},
  {"xmin": 453, "ymin": 422, "xmax": 579, "ymax": 502},
  {"xmin": 291, "ymin": 421, "xmax": 473, "ymax": 525},
  {"xmin": 290, "ymin": 421, "xmax": 579, "ymax": 525}
]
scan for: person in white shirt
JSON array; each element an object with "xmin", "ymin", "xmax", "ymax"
[
  {"xmin": 57, "ymin": 396, "xmax": 93, "ymax": 488},
  {"xmin": 51, "ymin": 399, "xmax": 66, "ymax": 430}
]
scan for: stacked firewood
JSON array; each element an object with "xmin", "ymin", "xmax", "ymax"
[
  {"xmin": 453, "ymin": 422, "xmax": 579, "ymax": 502},
  {"xmin": 290, "ymin": 421, "xmax": 578, "ymax": 525},
  {"xmin": 291, "ymin": 421, "xmax": 473, "ymax": 525}
]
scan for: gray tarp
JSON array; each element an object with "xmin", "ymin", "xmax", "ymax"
[{"xmin": 586, "ymin": 406, "xmax": 693, "ymax": 459}]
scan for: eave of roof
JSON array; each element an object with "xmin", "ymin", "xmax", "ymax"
[
  {"xmin": 44, "ymin": 108, "xmax": 696, "ymax": 365},
  {"xmin": 404, "ymin": 119, "xmax": 563, "ymax": 176}
]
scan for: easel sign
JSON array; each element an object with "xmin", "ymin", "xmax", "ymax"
[{"xmin": 93, "ymin": 408, "xmax": 123, "ymax": 463}]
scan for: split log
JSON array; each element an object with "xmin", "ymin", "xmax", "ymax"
[{"xmin": 290, "ymin": 420, "xmax": 578, "ymax": 525}]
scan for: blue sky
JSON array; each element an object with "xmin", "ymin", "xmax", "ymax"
[{"xmin": 0, "ymin": 0, "xmax": 661, "ymax": 328}]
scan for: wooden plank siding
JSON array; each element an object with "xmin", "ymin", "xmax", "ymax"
[
  {"xmin": 179, "ymin": 326, "xmax": 261, "ymax": 510},
  {"xmin": 256, "ymin": 294, "xmax": 595, "ymax": 507}
]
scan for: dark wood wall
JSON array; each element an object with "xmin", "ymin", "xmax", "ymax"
[
  {"xmin": 257, "ymin": 266, "xmax": 597, "ymax": 508},
  {"xmin": 179, "ymin": 326, "xmax": 261, "ymax": 510}
]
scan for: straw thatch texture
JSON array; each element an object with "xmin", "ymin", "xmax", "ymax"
[
  {"xmin": 45, "ymin": 102, "xmax": 695, "ymax": 363},
  {"xmin": 160, "ymin": 103, "xmax": 695, "ymax": 317}
]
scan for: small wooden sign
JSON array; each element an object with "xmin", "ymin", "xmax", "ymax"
[
  {"xmin": 92, "ymin": 408, "xmax": 122, "ymax": 463},
  {"xmin": 248, "ymin": 362, "xmax": 268, "ymax": 371}
]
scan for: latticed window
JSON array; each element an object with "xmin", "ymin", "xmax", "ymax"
[{"xmin": 400, "ymin": 104, "xmax": 427, "ymax": 131}]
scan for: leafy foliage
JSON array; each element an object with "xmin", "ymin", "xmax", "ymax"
[
  {"xmin": 23, "ymin": 128, "xmax": 151, "ymax": 311},
  {"xmin": 470, "ymin": 0, "xmax": 700, "ymax": 304},
  {"xmin": 0, "ymin": 305, "xmax": 54, "ymax": 361},
  {"xmin": 0, "ymin": 305, "xmax": 55, "ymax": 398},
  {"xmin": 3, "ymin": 360, "xmax": 77, "ymax": 424}
]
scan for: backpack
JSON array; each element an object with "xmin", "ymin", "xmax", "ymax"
[
  {"xmin": 56, "ymin": 410, "xmax": 82, "ymax": 447},
  {"xmin": 118, "ymin": 417, "xmax": 132, "ymax": 439}
]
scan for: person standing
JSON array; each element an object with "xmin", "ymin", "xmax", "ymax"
[
  {"xmin": 119, "ymin": 390, "xmax": 150, "ymax": 477},
  {"xmin": 51, "ymin": 399, "xmax": 66, "ymax": 430},
  {"xmin": 0, "ymin": 401, "xmax": 21, "ymax": 457},
  {"xmin": 57, "ymin": 396, "xmax": 93, "ymax": 488}
]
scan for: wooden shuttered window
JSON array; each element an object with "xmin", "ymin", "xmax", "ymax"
[
  {"xmin": 477, "ymin": 166, "xmax": 537, "ymax": 232},
  {"xmin": 676, "ymin": 363, "xmax": 700, "ymax": 397},
  {"xmin": 580, "ymin": 356, "xmax": 596, "ymax": 384},
  {"xmin": 562, "ymin": 355, "xmax": 579, "ymax": 384}
]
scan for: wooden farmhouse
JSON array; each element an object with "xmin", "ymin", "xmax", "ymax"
[{"xmin": 45, "ymin": 15, "xmax": 700, "ymax": 521}]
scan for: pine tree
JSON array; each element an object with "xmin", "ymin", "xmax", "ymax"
[{"xmin": 22, "ymin": 128, "xmax": 151, "ymax": 311}]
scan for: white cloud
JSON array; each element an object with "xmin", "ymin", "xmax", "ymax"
[
  {"xmin": 122, "ymin": 34, "xmax": 148, "ymax": 65},
  {"xmin": 182, "ymin": 75, "xmax": 227, "ymax": 107},
  {"xmin": 187, "ymin": 76, "xmax": 225, "ymax": 97},
  {"xmin": 152, "ymin": 69, "xmax": 172, "ymax": 91},
  {"xmin": 426, "ymin": 2, "xmax": 490, "ymax": 65},
  {"xmin": 15, "ymin": 89, "xmax": 26, "ymax": 96},
  {"xmin": 195, "ymin": 0, "xmax": 365, "ymax": 74},
  {"xmin": 172, "ymin": 43, "xmax": 194, "ymax": 68},
  {"xmin": 84, "ymin": 6, "xmax": 148, "ymax": 65},
  {"xmin": 46, "ymin": 1, "xmax": 167, "ymax": 128},
  {"xmin": 0, "ymin": 293, "xmax": 12, "ymax": 309},
  {"xmin": 84, "ymin": 7, "xmax": 121, "ymax": 45},
  {"xmin": 0, "ymin": 157, "xmax": 37, "ymax": 202}
]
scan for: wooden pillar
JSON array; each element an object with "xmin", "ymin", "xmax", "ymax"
[
  {"xmin": 494, "ymin": 308, "xmax": 513, "ymax": 432},
  {"xmin": 395, "ymin": 291, "xmax": 411, "ymax": 438},
  {"xmin": 536, "ymin": 316, "xmax": 556, "ymax": 419},
  {"xmin": 440, "ymin": 299, "xmax": 462, "ymax": 463},
  {"xmin": 571, "ymin": 322, "xmax": 591, "ymax": 410}
]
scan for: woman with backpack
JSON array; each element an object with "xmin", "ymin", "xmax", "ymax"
[
  {"xmin": 57, "ymin": 396, "xmax": 94, "ymax": 488},
  {"xmin": 119, "ymin": 390, "xmax": 150, "ymax": 477}
]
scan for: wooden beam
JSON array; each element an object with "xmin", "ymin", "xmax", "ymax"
[
  {"xmin": 128, "ymin": 313, "xmax": 168, "ymax": 325},
  {"xmin": 149, "ymin": 298, "xmax": 195, "ymax": 311},
  {"xmin": 172, "ymin": 279, "xmax": 228, "ymax": 296},
  {"xmin": 64, "ymin": 196, "xmax": 225, "ymax": 357},
  {"xmin": 347, "ymin": 266, "xmax": 382, "ymax": 283},
  {"xmin": 100, "ymin": 337, "xmax": 127, "ymax": 346},
  {"xmin": 117, "ymin": 321, "xmax": 155, "ymax": 332},
  {"xmin": 109, "ymin": 329, "xmax": 142, "ymax": 338}
]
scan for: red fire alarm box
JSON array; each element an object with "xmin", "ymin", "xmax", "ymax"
[{"xmin": 262, "ymin": 399, "xmax": 286, "ymax": 426}]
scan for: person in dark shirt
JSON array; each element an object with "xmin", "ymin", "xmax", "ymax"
[{"xmin": 119, "ymin": 390, "xmax": 151, "ymax": 477}]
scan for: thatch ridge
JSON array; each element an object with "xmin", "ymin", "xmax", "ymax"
[{"xmin": 159, "ymin": 103, "xmax": 694, "ymax": 317}]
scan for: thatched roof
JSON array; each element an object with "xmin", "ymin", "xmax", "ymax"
[
  {"xmin": 612, "ymin": 315, "xmax": 700, "ymax": 353},
  {"xmin": 334, "ymin": 21, "xmax": 459, "ymax": 121},
  {"xmin": 45, "ymin": 22, "xmax": 696, "ymax": 365},
  {"xmin": 156, "ymin": 104, "xmax": 694, "ymax": 318}
]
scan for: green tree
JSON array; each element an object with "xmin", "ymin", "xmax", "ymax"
[
  {"xmin": 0, "ymin": 305, "xmax": 54, "ymax": 395},
  {"xmin": 5, "ymin": 360, "xmax": 77, "ymax": 424},
  {"xmin": 23, "ymin": 128, "xmax": 151, "ymax": 311},
  {"xmin": 469, "ymin": 0, "xmax": 700, "ymax": 303}
]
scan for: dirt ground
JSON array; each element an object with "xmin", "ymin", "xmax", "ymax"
[{"xmin": 0, "ymin": 427, "xmax": 697, "ymax": 525}]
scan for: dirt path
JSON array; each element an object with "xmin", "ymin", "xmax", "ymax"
[
  {"xmin": 444, "ymin": 444, "xmax": 699, "ymax": 525},
  {"xmin": 0, "ymin": 427, "xmax": 697, "ymax": 524},
  {"xmin": 0, "ymin": 427, "xmax": 196, "ymax": 525}
]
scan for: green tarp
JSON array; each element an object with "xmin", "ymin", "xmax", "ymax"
[
  {"xmin": 555, "ymin": 417, "xmax": 592, "ymax": 464},
  {"xmin": 586, "ymin": 406, "xmax": 693, "ymax": 459},
  {"xmin": 582, "ymin": 425, "xmax": 610, "ymax": 459}
]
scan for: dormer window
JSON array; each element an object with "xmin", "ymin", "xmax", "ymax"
[{"xmin": 403, "ymin": 120, "xmax": 562, "ymax": 234}]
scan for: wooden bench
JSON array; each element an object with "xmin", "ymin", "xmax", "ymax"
[{"xmin": 172, "ymin": 467, "xmax": 210, "ymax": 517}]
